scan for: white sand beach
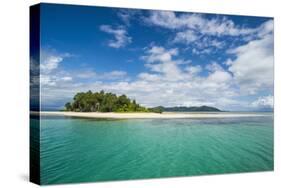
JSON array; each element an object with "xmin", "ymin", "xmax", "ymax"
[{"xmin": 35, "ymin": 111, "xmax": 272, "ymax": 119}]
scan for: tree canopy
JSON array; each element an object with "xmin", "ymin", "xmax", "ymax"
[{"xmin": 64, "ymin": 90, "xmax": 163, "ymax": 113}]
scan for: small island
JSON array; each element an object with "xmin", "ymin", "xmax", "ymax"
[
  {"xmin": 63, "ymin": 90, "xmax": 222, "ymax": 113},
  {"xmin": 35, "ymin": 91, "xmax": 269, "ymax": 119},
  {"xmin": 64, "ymin": 90, "xmax": 163, "ymax": 113}
]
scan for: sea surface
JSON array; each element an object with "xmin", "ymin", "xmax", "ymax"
[{"xmin": 31, "ymin": 113, "xmax": 273, "ymax": 185}]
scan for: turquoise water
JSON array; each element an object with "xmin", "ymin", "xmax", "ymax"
[{"xmin": 36, "ymin": 114, "xmax": 273, "ymax": 185}]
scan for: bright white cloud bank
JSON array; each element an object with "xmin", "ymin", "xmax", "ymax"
[{"xmin": 228, "ymin": 32, "xmax": 274, "ymax": 94}]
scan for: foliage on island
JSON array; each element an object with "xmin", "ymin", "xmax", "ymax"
[{"xmin": 64, "ymin": 90, "xmax": 163, "ymax": 113}]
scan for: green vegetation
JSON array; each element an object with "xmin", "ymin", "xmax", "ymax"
[{"xmin": 64, "ymin": 90, "xmax": 163, "ymax": 113}]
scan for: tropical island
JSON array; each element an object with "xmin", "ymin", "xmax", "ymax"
[
  {"xmin": 37, "ymin": 91, "xmax": 269, "ymax": 119},
  {"xmin": 64, "ymin": 90, "xmax": 163, "ymax": 113},
  {"xmin": 63, "ymin": 90, "xmax": 221, "ymax": 113}
]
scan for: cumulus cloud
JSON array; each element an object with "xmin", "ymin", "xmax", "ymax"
[
  {"xmin": 40, "ymin": 50, "xmax": 70, "ymax": 73},
  {"xmin": 100, "ymin": 25, "xmax": 132, "ymax": 48},
  {"xmin": 186, "ymin": 65, "xmax": 202, "ymax": 75},
  {"xmin": 39, "ymin": 49, "xmax": 72, "ymax": 86},
  {"xmin": 251, "ymin": 95, "xmax": 273, "ymax": 109},
  {"xmin": 206, "ymin": 62, "xmax": 232, "ymax": 83},
  {"xmin": 141, "ymin": 46, "xmax": 183, "ymax": 81},
  {"xmin": 227, "ymin": 25, "xmax": 274, "ymax": 94}
]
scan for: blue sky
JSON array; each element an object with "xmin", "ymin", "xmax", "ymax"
[{"xmin": 37, "ymin": 3, "xmax": 274, "ymax": 111}]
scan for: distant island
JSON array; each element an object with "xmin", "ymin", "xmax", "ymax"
[
  {"xmin": 64, "ymin": 90, "xmax": 221, "ymax": 113},
  {"xmin": 150, "ymin": 106, "xmax": 221, "ymax": 112}
]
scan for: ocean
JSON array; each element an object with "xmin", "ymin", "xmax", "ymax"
[{"xmin": 31, "ymin": 113, "xmax": 273, "ymax": 184}]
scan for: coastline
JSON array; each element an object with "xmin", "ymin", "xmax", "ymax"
[{"xmin": 34, "ymin": 111, "xmax": 272, "ymax": 119}]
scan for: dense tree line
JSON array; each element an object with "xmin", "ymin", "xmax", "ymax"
[{"xmin": 64, "ymin": 90, "xmax": 163, "ymax": 113}]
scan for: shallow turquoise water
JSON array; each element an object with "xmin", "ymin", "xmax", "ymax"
[{"xmin": 37, "ymin": 115, "xmax": 273, "ymax": 184}]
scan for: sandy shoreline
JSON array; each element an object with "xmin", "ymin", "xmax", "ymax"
[{"xmin": 33, "ymin": 111, "xmax": 272, "ymax": 119}]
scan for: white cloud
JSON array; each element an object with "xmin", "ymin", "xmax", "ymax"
[
  {"xmin": 186, "ymin": 65, "xmax": 202, "ymax": 75},
  {"xmin": 61, "ymin": 76, "xmax": 72, "ymax": 81},
  {"xmin": 145, "ymin": 11, "xmax": 186, "ymax": 29},
  {"xmin": 100, "ymin": 25, "xmax": 132, "ymax": 48},
  {"xmin": 227, "ymin": 32, "xmax": 274, "ymax": 94},
  {"xmin": 137, "ymin": 72, "xmax": 161, "ymax": 81},
  {"xmin": 186, "ymin": 37, "xmax": 225, "ymax": 55},
  {"xmin": 76, "ymin": 70, "xmax": 97, "ymax": 79},
  {"xmin": 174, "ymin": 30, "xmax": 199, "ymax": 43},
  {"xmin": 146, "ymin": 11, "xmax": 257, "ymax": 36},
  {"xmin": 251, "ymin": 95, "xmax": 273, "ymax": 109},
  {"xmin": 207, "ymin": 38, "xmax": 225, "ymax": 49},
  {"xmin": 257, "ymin": 20, "xmax": 274, "ymax": 38},
  {"xmin": 192, "ymin": 48, "xmax": 212, "ymax": 55},
  {"xmin": 145, "ymin": 11, "xmax": 273, "ymax": 55},
  {"xmin": 105, "ymin": 70, "xmax": 127, "ymax": 77},
  {"xmin": 40, "ymin": 52, "xmax": 63, "ymax": 73},
  {"xmin": 40, "ymin": 74, "xmax": 74, "ymax": 87},
  {"xmin": 206, "ymin": 62, "xmax": 232, "ymax": 83},
  {"xmin": 141, "ymin": 46, "xmax": 183, "ymax": 81},
  {"xmin": 40, "ymin": 75, "xmax": 57, "ymax": 86},
  {"xmin": 142, "ymin": 46, "xmax": 179, "ymax": 63},
  {"xmin": 207, "ymin": 70, "xmax": 232, "ymax": 83},
  {"xmin": 206, "ymin": 62, "xmax": 224, "ymax": 72},
  {"xmin": 75, "ymin": 70, "xmax": 127, "ymax": 80},
  {"xmin": 39, "ymin": 49, "xmax": 73, "ymax": 87}
]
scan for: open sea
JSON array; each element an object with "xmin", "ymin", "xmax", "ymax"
[{"xmin": 31, "ymin": 113, "xmax": 273, "ymax": 185}]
